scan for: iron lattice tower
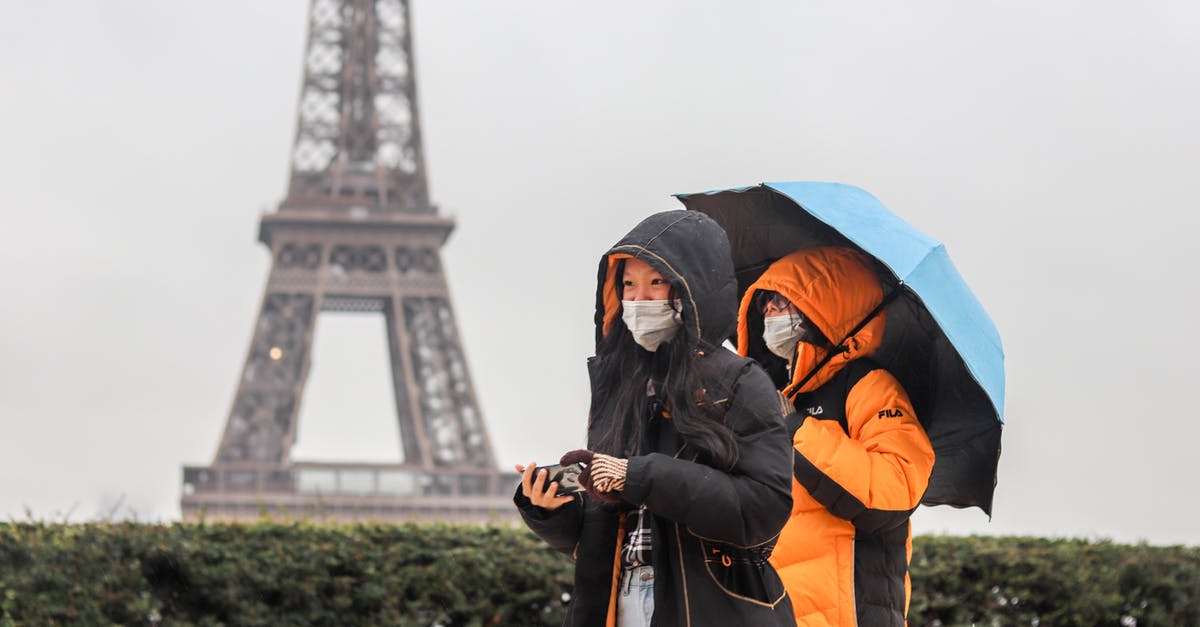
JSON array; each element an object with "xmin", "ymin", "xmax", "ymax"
[{"xmin": 182, "ymin": 0, "xmax": 516, "ymax": 523}]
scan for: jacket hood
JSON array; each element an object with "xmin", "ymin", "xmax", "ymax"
[
  {"xmin": 737, "ymin": 246, "xmax": 887, "ymax": 395},
  {"xmin": 595, "ymin": 210, "xmax": 737, "ymax": 350}
]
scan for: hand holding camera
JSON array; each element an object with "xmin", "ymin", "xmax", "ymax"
[
  {"xmin": 515, "ymin": 460, "xmax": 585, "ymax": 511},
  {"xmin": 559, "ymin": 449, "xmax": 628, "ymax": 505},
  {"xmin": 517, "ymin": 449, "xmax": 630, "ymax": 508}
]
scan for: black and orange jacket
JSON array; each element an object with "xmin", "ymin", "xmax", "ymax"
[
  {"xmin": 737, "ymin": 246, "xmax": 935, "ymax": 626},
  {"xmin": 516, "ymin": 211, "xmax": 796, "ymax": 626}
]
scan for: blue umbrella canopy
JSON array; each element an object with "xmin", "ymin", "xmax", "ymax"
[{"xmin": 677, "ymin": 181, "xmax": 1004, "ymax": 514}]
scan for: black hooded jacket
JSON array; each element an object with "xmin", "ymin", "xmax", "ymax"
[{"xmin": 515, "ymin": 211, "xmax": 796, "ymax": 626}]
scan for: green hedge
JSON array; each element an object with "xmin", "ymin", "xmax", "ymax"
[
  {"xmin": 1, "ymin": 522, "xmax": 1196, "ymax": 626},
  {"xmin": 910, "ymin": 535, "xmax": 1200, "ymax": 626},
  {"xmin": 0, "ymin": 522, "xmax": 571, "ymax": 626}
]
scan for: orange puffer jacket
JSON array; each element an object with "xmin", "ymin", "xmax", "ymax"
[{"xmin": 737, "ymin": 247, "xmax": 935, "ymax": 626}]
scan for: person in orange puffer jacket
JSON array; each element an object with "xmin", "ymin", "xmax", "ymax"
[{"xmin": 736, "ymin": 246, "xmax": 935, "ymax": 626}]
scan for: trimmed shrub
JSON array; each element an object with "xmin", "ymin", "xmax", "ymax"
[
  {"xmin": 0, "ymin": 521, "xmax": 572, "ymax": 626},
  {"xmin": 910, "ymin": 535, "xmax": 1200, "ymax": 626},
  {"xmin": 0, "ymin": 522, "xmax": 1196, "ymax": 625}
]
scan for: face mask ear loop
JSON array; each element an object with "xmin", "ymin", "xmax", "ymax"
[{"xmin": 791, "ymin": 287, "xmax": 900, "ymax": 393}]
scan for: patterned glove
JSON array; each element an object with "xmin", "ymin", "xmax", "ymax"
[{"xmin": 560, "ymin": 449, "xmax": 629, "ymax": 504}]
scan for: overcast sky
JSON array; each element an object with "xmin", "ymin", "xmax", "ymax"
[{"xmin": 1, "ymin": 1, "xmax": 1198, "ymax": 546}]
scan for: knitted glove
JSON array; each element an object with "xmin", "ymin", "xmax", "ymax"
[
  {"xmin": 560, "ymin": 449, "xmax": 629, "ymax": 504},
  {"xmin": 588, "ymin": 453, "xmax": 628, "ymax": 493}
]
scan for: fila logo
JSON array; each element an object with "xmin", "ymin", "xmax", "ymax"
[
  {"xmin": 806, "ymin": 406, "xmax": 824, "ymax": 416},
  {"xmin": 878, "ymin": 408, "xmax": 905, "ymax": 419}
]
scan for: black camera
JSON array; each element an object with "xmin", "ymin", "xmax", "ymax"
[{"xmin": 540, "ymin": 462, "xmax": 586, "ymax": 496}]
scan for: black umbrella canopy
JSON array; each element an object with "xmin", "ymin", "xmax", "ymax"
[
  {"xmin": 678, "ymin": 184, "xmax": 1002, "ymax": 515},
  {"xmin": 678, "ymin": 186, "xmax": 896, "ymax": 294}
]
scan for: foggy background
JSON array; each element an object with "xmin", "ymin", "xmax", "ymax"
[{"xmin": 1, "ymin": 1, "xmax": 1197, "ymax": 545}]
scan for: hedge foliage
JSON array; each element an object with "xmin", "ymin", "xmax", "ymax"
[
  {"xmin": 1, "ymin": 521, "xmax": 1197, "ymax": 626},
  {"xmin": 0, "ymin": 521, "xmax": 571, "ymax": 626},
  {"xmin": 910, "ymin": 535, "xmax": 1200, "ymax": 626}
]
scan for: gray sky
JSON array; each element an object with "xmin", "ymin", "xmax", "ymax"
[{"xmin": 2, "ymin": 1, "xmax": 1198, "ymax": 545}]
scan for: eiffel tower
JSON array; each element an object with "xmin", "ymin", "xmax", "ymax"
[{"xmin": 182, "ymin": 0, "xmax": 517, "ymax": 523}]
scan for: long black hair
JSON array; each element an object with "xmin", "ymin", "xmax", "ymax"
[{"xmin": 588, "ymin": 261, "xmax": 741, "ymax": 470}]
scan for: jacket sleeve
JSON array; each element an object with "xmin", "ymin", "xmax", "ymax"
[
  {"xmin": 620, "ymin": 362, "xmax": 793, "ymax": 546},
  {"xmin": 514, "ymin": 488, "xmax": 585, "ymax": 557},
  {"xmin": 791, "ymin": 369, "xmax": 935, "ymax": 535}
]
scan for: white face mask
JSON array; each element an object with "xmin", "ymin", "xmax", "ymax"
[
  {"xmin": 622, "ymin": 299, "xmax": 682, "ymax": 352},
  {"xmin": 763, "ymin": 315, "xmax": 804, "ymax": 360}
]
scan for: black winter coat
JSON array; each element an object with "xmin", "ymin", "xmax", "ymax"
[{"xmin": 516, "ymin": 211, "xmax": 796, "ymax": 627}]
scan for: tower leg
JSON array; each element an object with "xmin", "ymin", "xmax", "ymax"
[
  {"xmin": 385, "ymin": 293, "xmax": 429, "ymax": 466},
  {"xmin": 402, "ymin": 295, "xmax": 493, "ymax": 468},
  {"xmin": 216, "ymin": 289, "xmax": 318, "ymax": 464}
]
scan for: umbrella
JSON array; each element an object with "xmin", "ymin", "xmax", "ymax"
[{"xmin": 676, "ymin": 181, "xmax": 1004, "ymax": 515}]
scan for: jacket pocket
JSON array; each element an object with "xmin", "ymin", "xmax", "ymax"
[{"xmin": 697, "ymin": 537, "xmax": 789, "ymax": 608}]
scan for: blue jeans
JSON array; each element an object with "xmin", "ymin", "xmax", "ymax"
[{"xmin": 617, "ymin": 565, "xmax": 654, "ymax": 627}]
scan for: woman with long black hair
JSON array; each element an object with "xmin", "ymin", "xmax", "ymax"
[{"xmin": 514, "ymin": 210, "xmax": 796, "ymax": 627}]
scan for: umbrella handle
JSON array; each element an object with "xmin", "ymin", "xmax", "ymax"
[{"xmin": 792, "ymin": 288, "xmax": 901, "ymax": 392}]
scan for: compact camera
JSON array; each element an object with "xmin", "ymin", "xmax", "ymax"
[{"xmin": 539, "ymin": 462, "xmax": 586, "ymax": 496}]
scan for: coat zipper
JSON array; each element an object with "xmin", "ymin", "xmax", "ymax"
[{"xmin": 675, "ymin": 521, "xmax": 691, "ymax": 627}]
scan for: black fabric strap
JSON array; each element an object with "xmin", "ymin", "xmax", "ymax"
[
  {"xmin": 790, "ymin": 358, "xmax": 880, "ymax": 436},
  {"xmin": 792, "ymin": 452, "xmax": 917, "ymax": 534},
  {"xmin": 784, "ymin": 411, "xmax": 807, "ymax": 434},
  {"xmin": 789, "ymin": 357, "xmax": 915, "ymax": 534}
]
